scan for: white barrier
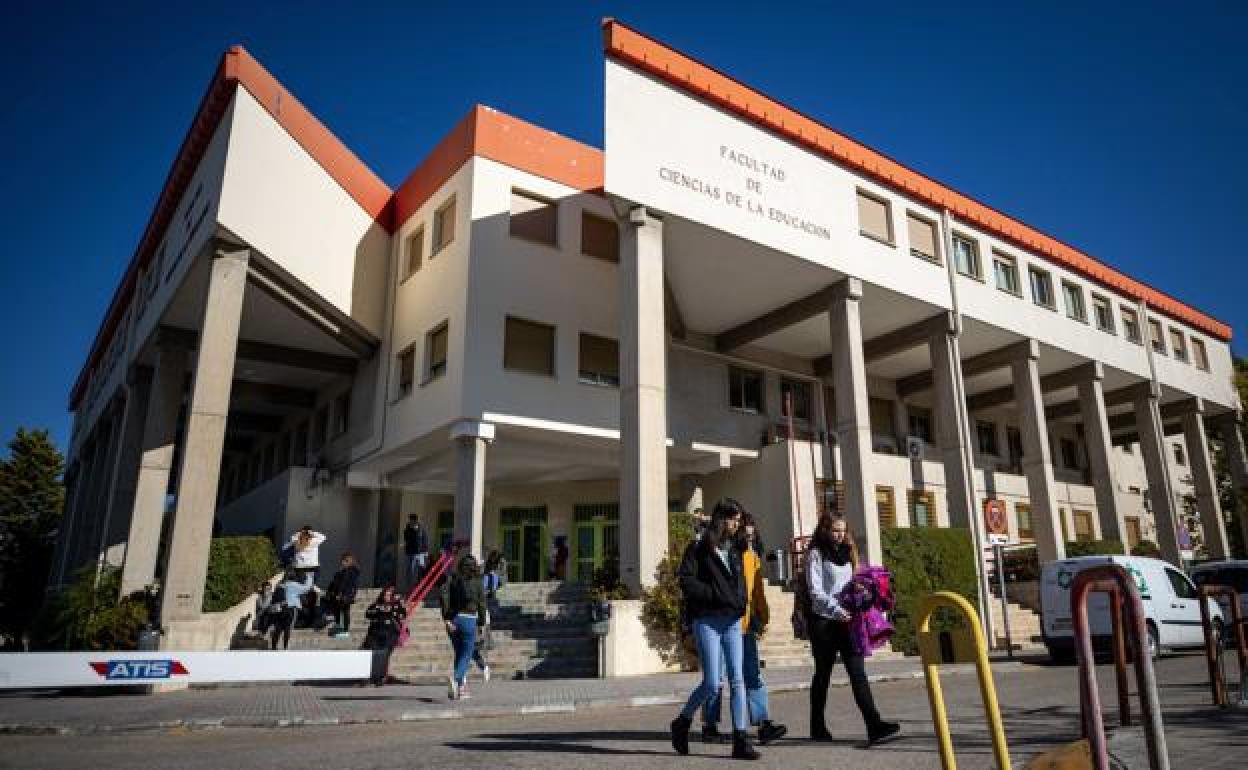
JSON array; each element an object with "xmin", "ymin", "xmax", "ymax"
[{"xmin": 0, "ymin": 651, "xmax": 374, "ymax": 689}]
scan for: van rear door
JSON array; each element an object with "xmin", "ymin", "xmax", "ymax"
[{"xmin": 1161, "ymin": 566, "xmax": 1204, "ymax": 647}]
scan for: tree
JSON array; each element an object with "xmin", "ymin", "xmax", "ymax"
[
  {"xmin": 0, "ymin": 428, "xmax": 65, "ymax": 648},
  {"xmin": 1215, "ymin": 356, "xmax": 1248, "ymax": 557}
]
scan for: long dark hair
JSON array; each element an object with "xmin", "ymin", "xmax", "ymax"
[
  {"xmin": 810, "ymin": 514, "xmax": 858, "ymax": 568},
  {"xmin": 701, "ymin": 498, "xmax": 745, "ymax": 553},
  {"xmin": 738, "ymin": 511, "xmax": 764, "ymax": 556},
  {"xmin": 457, "ymin": 552, "xmax": 481, "ymax": 580}
]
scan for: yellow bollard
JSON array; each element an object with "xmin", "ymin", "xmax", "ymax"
[{"xmin": 917, "ymin": 591, "xmax": 1012, "ymax": 770}]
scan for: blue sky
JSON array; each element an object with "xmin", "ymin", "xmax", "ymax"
[{"xmin": 2, "ymin": 1, "xmax": 1245, "ymax": 454}]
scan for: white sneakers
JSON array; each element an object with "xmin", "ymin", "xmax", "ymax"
[
  {"xmin": 482, "ymin": 665, "xmax": 491, "ymax": 683},
  {"xmin": 448, "ymin": 677, "xmax": 459, "ymax": 700}
]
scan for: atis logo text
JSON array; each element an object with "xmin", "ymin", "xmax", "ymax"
[{"xmin": 89, "ymin": 659, "xmax": 189, "ymax": 680}]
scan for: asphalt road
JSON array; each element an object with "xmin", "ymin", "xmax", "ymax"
[{"xmin": 5, "ymin": 655, "xmax": 1243, "ymax": 769}]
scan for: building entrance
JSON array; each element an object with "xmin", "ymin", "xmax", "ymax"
[
  {"xmin": 500, "ymin": 506, "xmax": 548, "ymax": 582},
  {"xmin": 573, "ymin": 503, "xmax": 619, "ymax": 583}
]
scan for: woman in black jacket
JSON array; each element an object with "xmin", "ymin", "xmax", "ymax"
[
  {"xmin": 325, "ymin": 552, "xmax": 361, "ymax": 639},
  {"xmin": 363, "ymin": 585, "xmax": 406, "ymax": 686},
  {"xmin": 670, "ymin": 498, "xmax": 759, "ymax": 761}
]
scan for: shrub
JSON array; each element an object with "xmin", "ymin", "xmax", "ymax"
[
  {"xmin": 883, "ymin": 528, "xmax": 978, "ymax": 656},
  {"xmin": 203, "ymin": 536, "xmax": 280, "ymax": 612},
  {"xmin": 1065, "ymin": 539, "xmax": 1125, "ymax": 558},
  {"xmin": 639, "ymin": 512, "xmax": 699, "ymax": 667},
  {"xmin": 588, "ymin": 559, "xmax": 630, "ymax": 603},
  {"xmin": 33, "ymin": 565, "xmax": 148, "ymax": 650},
  {"xmin": 1131, "ymin": 540, "xmax": 1162, "ymax": 558}
]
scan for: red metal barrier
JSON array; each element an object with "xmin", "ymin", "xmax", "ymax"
[
  {"xmin": 1070, "ymin": 565, "xmax": 1169, "ymax": 770},
  {"xmin": 397, "ymin": 550, "xmax": 454, "ymax": 647},
  {"xmin": 1199, "ymin": 584, "xmax": 1246, "ymax": 707}
]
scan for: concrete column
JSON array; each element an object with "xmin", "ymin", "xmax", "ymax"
[
  {"xmin": 1212, "ymin": 412, "xmax": 1248, "ymax": 554},
  {"xmin": 1133, "ymin": 385, "xmax": 1183, "ymax": 565},
  {"xmin": 619, "ymin": 206, "xmax": 669, "ymax": 593},
  {"xmin": 1011, "ymin": 342, "xmax": 1065, "ymax": 562},
  {"xmin": 1075, "ymin": 363, "xmax": 1127, "ymax": 551},
  {"xmin": 120, "ymin": 347, "xmax": 186, "ymax": 596},
  {"xmin": 77, "ymin": 415, "xmax": 118, "ymax": 576},
  {"xmin": 160, "ymin": 248, "xmax": 248, "ymax": 625},
  {"xmin": 931, "ymin": 330, "xmax": 976, "ymax": 529},
  {"xmin": 50, "ymin": 461, "xmax": 86, "ymax": 588},
  {"xmin": 451, "ymin": 420, "xmax": 493, "ymax": 559},
  {"xmin": 827, "ymin": 278, "xmax": 881, "ymax": 564},
  {"xmin": 61, "ymin": 437, "xmax": 102, "ymax": 584},
  {"xmin": 98, "ymin": 368, "xmax": 153, "ymax": 575},
  {"xmin": 1179, "ymin": 400, "xmax": 1230, "ymax": 559}
]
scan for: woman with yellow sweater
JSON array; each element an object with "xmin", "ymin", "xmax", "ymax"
[{"xmin": 703, "ymin": 511, "xmax": 788, "ymax": 746}]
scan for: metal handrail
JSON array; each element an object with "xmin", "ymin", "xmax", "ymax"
[
  {"xmin": 1070, "ymin": 565, "xmax": 1168, "ymax": 770},
  {"xmin": 917, "ymin": 591, "xmax": 1011, "ymax": 770},
  {"xmin": 1198, "ymin": 584, "xmax": 1246, "ymax": 707}
]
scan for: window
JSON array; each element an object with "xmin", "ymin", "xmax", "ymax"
[
  {"xmin": 397, "ymin": 345, "xmax": 416, "ymax": 397},
  {"xmin": 504, "ymin": 317, "xmax": 556, "ymax": 376},
  {"xmin": 780, "ymin": 378, "xmax": 812, "ymax": 420},
  {"xmin": 1060, "ymin": 437, "xmax": 1080, "ymax": 470},
  {"xmin": 1062, "ymin": 281, "xmax": 1086, "ymax": 322},
  {"xmin": 1125, "ymin": 516, "xmax": 1142, "ymax": 549},
  {"xmin": 578, "ymin": 333, "xmax": 619, "ymax": 387},
  {"xmin": 1168, "ymin": 329, "xmax": 1187, "ymax": 363},
  {"xmin": 1016, "ymin": 503, "xmax": 1033, "ymax": 540},
  {"xmin": 908, "ymin": 407, "xmax": 933, "ymax": 443},
  {"xmin": 432, "ymin": 196, "xmax": 456, "ymax": 254},
  {"xmin": 581, "ymin": 211, "xmax": 619, "ymax": 262},
  {"xmin": 1029, "ymin": 266, "xmax": 1055, "ymax": 309},
  {"xmin": 977, "ymin": 421, "xmax": 999, "ymax": 456},
  {"xmin": 1148, "ymin": 319, "xmax": 1165, "ymax": 354},
  {"xmin": 1123, "ymin": 443, "xmax": 1134, "ymax": 455},
  {"xmin": 908, "ymin": 489, "xmax": 935, "ymax": 528},
  {"xmin": 1173, "ymin": 443, "xmax": 1186, "ymax": 466},
  {"xmin": 1165, "ymin": 568, "xmax": 1197, "ymax": 600},
  {"xmin": 951, "ymin": 234, "xmax": 981, "ymax": 278},
  {"xmin": 403, "ymin": 226, "xmax": 424, "ymax": 279},
  {"xmin": 993, "ymin": 251, "xmax": 1020, "ymax": 295},
  {"xmin": 426, "ymin": 323, "xmax": 448, "ymax": 381},
  {"xmin": 510, "ymin": 189, "xmax": 558, "ymax": 246},
  {"xmin": 1092, "ymin": 295, "xmax": 1115, "ymax": 333},
  {"xmin": 856, "ymin": 190, "xmax": 893, "ymax": 244},
  {"xmin": 876, "ymin": 486, "xmax": 896, "ymax": 529},
  {"xmin": 332, "ymin": 390, "xmax": 350, "ymax": 437},
  {"xmin": 906, "ymin": 212, "xmax": 940, "ymax": 262},
  {"xmin": 1073, "ymin": 510, "xmax": 1094, "ymax": 542},
  {"xmin": 1191, "ymin": 338, "xmax": 1209, "ymax": 371},
  {"xmin": 729, "ymin": 367, "xmax": 764, "ymax": 413},
  {"xmin": 1120, "ymin": 307, "xmax": 1142, "ymax": 344}
]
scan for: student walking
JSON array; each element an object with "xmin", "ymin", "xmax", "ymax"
[
  {"xmin": 482, "ymin": 550, "xmax": 506, "ymax": 596},
  {"xmin": 441, "ymin": 552, "xmax": 487, "ymax": 700},
  {"xmin": 288, "ymin": 525, "xmax": 326, "ymax": 585},
  {"xmin": 363, "ymin": 585, "xmax": 406, "ymax": 686},
  {"xmin": 403, "ymin": 515, "xmax": 428, "ymax": 588},
  {"xmin": 805, "ymin": 514, "xmax": 900, "ymax": 746},
  {"xmin": 669, "ymin": 498, "xmax": 760, "ymax": 761},
  {"xmin": 325, "ymin": 552, "xmax": 361, "ymax": 639}
]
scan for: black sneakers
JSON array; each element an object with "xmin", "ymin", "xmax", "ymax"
[
  {"xmin": 702, "ymin": 724, "xmax": 728, "ymax": 744},
  {"xmin": 670, "ymin": 715, "xmax": 691, "ymax": 755},
  {"xmin": 731, "ymin": 729, "xmax": 760, "ymax": 760},
  {"xmin": 757, "ymin": 721, "xmax": 787, "ymax": 745},
  {"xmin": 867, "ymin": 721, "xmax": 901, "ymax": 747}
]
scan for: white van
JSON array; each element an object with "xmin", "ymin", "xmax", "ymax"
[{"xmin": 1040, "ymin": 555, "xmax": 1224, "ymax": 662}]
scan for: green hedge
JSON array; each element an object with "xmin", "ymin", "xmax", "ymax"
[
  {"xmin": 32, "ymin": 565, "xmax": 148, "ymax": 650},
  {"xmin": 1064, "ymin": 539, "xmax": 1125, "ymax": 558},
  {"xmin": 1131, "ymin": 540, "xmax": 1162, "ymax": 558},
  {"xmin": 203, "ymin": 536, "xmax": 280, "ymax": 612},
  {"xmin": 883, "ymin": 527, "xmax": 978, "ymax": 655}
]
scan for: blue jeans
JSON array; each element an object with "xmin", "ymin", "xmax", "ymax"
[
  {"xmin": 681, "ymin": 615, "xmax": 747, "ymax": 731},
  {"xmin": 703, "ymin": 630, "xmax": 769, "ymax": 726},
  {"xmin": 451, "ymin": 615, "xmax": 478, "ymax": 685}
]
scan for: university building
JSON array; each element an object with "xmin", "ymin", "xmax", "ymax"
[{"xmin": 52, "ymin": 21, "xmax": 1247, "ymax": 637}]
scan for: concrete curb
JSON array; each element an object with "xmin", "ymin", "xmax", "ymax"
[{"xmin": 0, "ymin": 663, "xmax": 1028, "ymax": 736}]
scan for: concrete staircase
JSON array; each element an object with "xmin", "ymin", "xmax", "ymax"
[
  {"xmin": 986, "ymin": 595, "xmax": 1045, "ymax": 651},
  {"xmin": 286, "ymin": 581, "xmax": 598, "ymax": 682},
  {"xmin": 755, "ymin": 583, "xmax": 902, "ymax": 667}
]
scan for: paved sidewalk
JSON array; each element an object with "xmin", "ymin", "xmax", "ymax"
[{"xmin": 0, "ymin": 657, "xmax": 1015, "ymax": 735}]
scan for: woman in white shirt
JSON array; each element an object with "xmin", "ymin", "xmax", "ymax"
[
  {"xmin": 289, "ymin": 526, "xmax": 327, "ymax": 586},
  {"xmin": 805, "ymin": 514, "xmax": 899, "ymax": 746}
]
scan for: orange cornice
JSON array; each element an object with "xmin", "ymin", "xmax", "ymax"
[
  {"xmin": 70, "ymin": 46, "xmax": 394, "ymax": 409},
  {"xmin": 392, "ymin": 105, "xmax": 604, "ymax": 231},
  {"xmin": 602, "ymin": 19, "xmax": 1231, "ymax": 342}
]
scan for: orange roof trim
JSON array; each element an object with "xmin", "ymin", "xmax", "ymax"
[{"xmin": 602, "ymin": 20, "xmax": 1231, "ymax": 342}]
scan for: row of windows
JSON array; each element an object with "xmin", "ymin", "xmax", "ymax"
[{"xmin": 856, "ymin": 190, "xmax": 1211, "ymax": 372}]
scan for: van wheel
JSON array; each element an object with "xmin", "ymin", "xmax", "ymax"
[{"xmin": 1146, "ymin": 622, "xmax": 1160, "ymax": 660}]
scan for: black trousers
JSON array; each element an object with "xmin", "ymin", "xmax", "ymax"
[
  {"xmin": 367, "ymin": 627, "xmax": 399, "ymax": 685},
  {"xmin": 269, "ymin": 608, "xmax": 295, "ymax": 650},
  {"xmin": 809, "ymin": 615, "xmax": 881, "ymax": 733}
]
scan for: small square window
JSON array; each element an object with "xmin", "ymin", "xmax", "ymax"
[
  {"xmin": 1173, "ymin": 443, "xmax": 1186, "ymax": 466},
  {"xmin": 993, "ymin": 251, "xmax": 1021, "ymax": 295},
  {"xmin": 780, "ymin": 378, "xmax": 812, "ymax": 420},
  {"xmin": 510, "ymin": 189, "xmax": 558, "ymax": 246},
  {"xmin": 1060, "ymin": 438, "xmax": 1080, "ymax": 470},
  {"xmin": 504, "ymin": 317, "xmax": 556, "ymax": 376},
  {"xmin": 426, "ymin": 323, "xmax": 448, "ymax": 381},
  {"xmin": 976, "ymin": 421, "xmax": 999, "ymax": 456},
  {"xmin": 1092, "ymin": 295, "xmax": 1115, "ymax": 333},
  {"xmin": 952, "ymin": 234, "xmax": 981, "ymax": 279},
  {"xmin": 1168, "ymin": 328, "xmax": 1188, "ymax": 363},
  {"xmin": 908, "ymin": 489, "xmax": 935, "ymax": 528},
  {"xmin": 1148, "ymin": 319, "xmax": 1166, "ymax": 354},
  {"xmin": 432, "ymin": 196, "xmax": 456, "ymax": 255},
  {"xmin": 578, "ymin": 333, "xmax": 619, "ymax": 387},
  {"xmin": 1016, "ymin": 503, "xmax": 1034, "ymax": 540},
  {"xmin": 856, "ymin": 190, "xmax": 893, "ymax": 244},
  {"xmin": 729, "ymin": 367, "xmax": 764, "ymax": 413},
  {"xmin": 906, "ymin": 212, "xmax": 940, "ymax": 263},
  {"xmin": 397, "ymin": 346, "xmax": 416, "ymax": 397},
  {"xmin": 581, "ymin": 211, "xmax": 619, "ymax": 262},
  {"xmin": 1121, "ymin": 307, "xmax": 1142, "ymax": 344},
  {"xmin": 1061, "ymin": 281, "xmax": 1086, "ymax": 322},
  {"xmin": 1029, "ymin": 266, "xmax": 1055, "ymax": 309},
  {"xmin": 403, "ymin": 226, "xmax": 425, "ymax": 280},
  {"xmin": 1191, "ymin": 337, "xmax": 1209, "ymax": 371}
]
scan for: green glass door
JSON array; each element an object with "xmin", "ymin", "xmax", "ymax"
[
  {"xmin": 573, "ymin": 503, "xmax": 620, "ymax": 583},
  {"xmin": 498, "ymin": 506, "xmax": 547, "ymax": 583},
  {"xmin": 436, "ymin": 510, "xmax": 453, "ymax": 552}
]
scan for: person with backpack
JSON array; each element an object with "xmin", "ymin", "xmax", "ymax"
[
  {"xmin": 669, "ymin": 498, "xmax": 760, "ymax": 761},
  {"xmin": 324, "ymin": 552, "xmax": 361, "ymax": 639},
  {"xmin": 363, "ymin": 585, "xmax": 406, "ymax": 686},
  {"xmin": 805, "ymin": 514, "xmax": 900, "ymax": 746},
  {"xmin": 441, "ymin": 552, "xmax": 487, "ymax": 700}
]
